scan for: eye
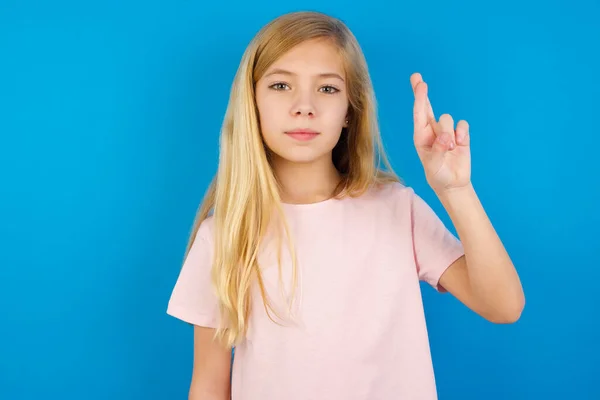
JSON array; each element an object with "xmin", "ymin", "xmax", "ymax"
[
  {"xmin": 319, "ymin": 85, "xmax": 340, "ymax": 94},
  {"xmin": 269, "ymin": 82, "xmax": 289, "ymax": 91}
]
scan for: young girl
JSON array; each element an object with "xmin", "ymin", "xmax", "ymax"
[{"xmin": 167, "ymin": 10, "xmax": 524, "ymax": 400}]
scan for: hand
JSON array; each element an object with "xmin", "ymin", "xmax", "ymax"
[{"xmin": 410, "ymin": 73, "xmax": 471, "ymax": 194}]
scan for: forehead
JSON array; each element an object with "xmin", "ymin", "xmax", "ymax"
[{"xmin": 266, "ymin": 38, "xmax": 345, "ymax": 78}]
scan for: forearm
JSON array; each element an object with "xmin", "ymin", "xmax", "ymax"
[
  {"xmin": 188, "ymin": 370, "xmax": 231, "ymax": 400},
  {"xmin": 189, "ymin": 385, "xmax": 230, "ymax": 400},
  {"xmin": 437, "ymin": 183, "xmax": 525, "ymax": 320}
]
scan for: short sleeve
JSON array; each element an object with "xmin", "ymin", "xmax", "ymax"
[
  {"xmin": 166, "ymin": 220, "xmax": 221, "ymax": 328},
  {"xmin": 410, "ymin": 189, "xmax": 465, "ymax": 292}
]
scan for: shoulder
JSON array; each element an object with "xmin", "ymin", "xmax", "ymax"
[
  {"xmin": 363, "ymin": 181, "xmax": 418, "ymax": 208},
  {"xmin": 193, "ymin": 214, "xmax": 216, "ymax": 246},
  {"xmin": 343, "ymin": 181, "xmax": 420, "ymax": 223}
]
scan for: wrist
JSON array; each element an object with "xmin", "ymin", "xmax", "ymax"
[{"xmin": 434, "ymin": 182, "xmax": 476, "ymax": 209}]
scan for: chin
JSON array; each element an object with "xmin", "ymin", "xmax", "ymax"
[{"xmin": 271, "ymin": 147, "xmax": 331, "ymax": 165}]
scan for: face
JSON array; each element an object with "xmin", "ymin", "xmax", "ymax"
[{"xmin": 255, "ymin": 38, "xmax": 349, "ymax": 165}]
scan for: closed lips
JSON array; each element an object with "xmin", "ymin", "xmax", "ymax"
[
  {"xmin": 285, "ymin": 129, "xmax": 320, "ymax": 141},
  {"xmin": 285, "ymin": 129, "xmax": 319, "ymax": 135}
]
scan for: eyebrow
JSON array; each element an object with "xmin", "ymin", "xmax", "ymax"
[{"xmin": 263, "ymin": 68, "xmax": 345, "ymax": 82}]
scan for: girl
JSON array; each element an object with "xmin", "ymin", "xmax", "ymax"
[{"xmin": 167, "ymin": 10, "xmax": 525, "ymax": 400}]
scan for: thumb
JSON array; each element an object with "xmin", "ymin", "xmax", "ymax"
[
  {"xmin": 430, "ymin": 116, "xmax": 455, "ymax": 152},
  {"xmin": 427, "ymin": 131, "xmax": 453, "ymax": 168},
  {"xmin": 433, "ymin": 131, "xmax": 455, "ymax": 152}
]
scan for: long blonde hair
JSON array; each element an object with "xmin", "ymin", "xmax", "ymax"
[{"xmin": 185, "ymin": 11, "xmax": 399, "ymax": 347}]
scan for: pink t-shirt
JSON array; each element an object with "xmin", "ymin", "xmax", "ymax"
[{"xmin": 167, "ymin": 182, "xmax": 464, "ymax": 399}]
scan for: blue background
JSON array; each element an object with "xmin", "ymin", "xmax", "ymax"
[{"xmin": 1, "ymin": 1, "xmax": 598, "ymax": 399}]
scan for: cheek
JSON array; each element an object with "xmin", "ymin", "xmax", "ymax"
[
  {"xmin": 319, "ymin": 98, "xmax": 348, "ymax": 129},
  {"xmin": 256, "ymin": 96, "xmax": 285, "ymax": 152},
  {"xmin": 257, "ymin": 95, "xmax": 283, "ymax": 131}
]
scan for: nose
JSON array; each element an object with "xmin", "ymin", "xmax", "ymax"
[{"xmin": 290, "ymin": 89, "xmax": 316, "ymax": 118}]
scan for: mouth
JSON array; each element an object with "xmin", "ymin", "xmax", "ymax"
[{"xmin": 284, "ymin": 129, "xmax": 320, "ymax": 141}]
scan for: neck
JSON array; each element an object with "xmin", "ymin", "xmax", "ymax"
[{"xmin": 271, "ymin": 155, "xmax": 342, "ymax": 205}]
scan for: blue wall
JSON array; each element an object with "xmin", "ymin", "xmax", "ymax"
[{"xmin": 1, "ymin": 1, "xmax": 598, "ymax": 399}]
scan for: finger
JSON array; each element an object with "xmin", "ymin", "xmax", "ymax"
[
  {"xmin": 433, "ymin": 114, "xmax": 455, "ymax": 150},
  {"xmin": 412, "ymin": 80, "xmax": 428, "ymax": 129},
  {"xmin": 456, "ymin": 120, "xmax": 470, "ymax": 146},
  {"xmin": 430, "ymin": 122, "xmax": 450, "ymax": 156},
  {"xmin": 410, "ymin": 72, "xmax": 423, "ymax": 91},
  {"xmin": 425, "ymin": 94, "xmax": 435, "ymax": 121},
  {"xmin": 411, "ymin": 73, "xmax": 437, "ymax": 126}
]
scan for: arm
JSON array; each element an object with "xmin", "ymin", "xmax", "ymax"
[
  {"xmin": 409, "ymin": 73, "xmax": 524, "ymax": 324},
  {"xmin": 437, "ymin": 183, "xmax": 525, "ymax": 323},
  {"xmin": 188, "ymin": 326, "xmax": 232, "ymax": 400}
]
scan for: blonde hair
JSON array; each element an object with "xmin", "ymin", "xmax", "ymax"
[{"xmin": 185, "ymin": 11, "xmax": 399, "ymax": 347}]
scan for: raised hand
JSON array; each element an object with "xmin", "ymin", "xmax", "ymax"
[{"xmin": 410, "ymin": 73, "xmax": 471, "ymax": 194}]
